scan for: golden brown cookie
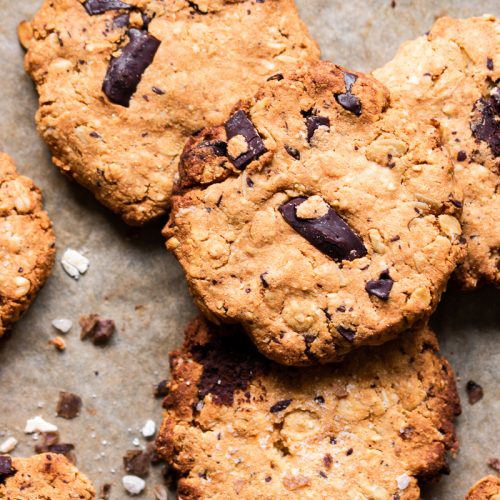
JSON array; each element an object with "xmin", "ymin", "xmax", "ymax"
[
  {"xmin": 467, "ymin": 476, "xmax": 500, "ymax": 500},
  {"xmin": 157, "ymin": 317, "xmax": 460, "ymax": 499},
  {"xmin": 165, "ymin": 60, "xmax": 464, "ymax": 366},
  {"xmin": 0, "ymin": 453, "xmax": 95, "ymax": 499},
  {"xmin": 374, "ymin": 15, "xmax": 499, "ymax": 289},
  {"xmin": 0, "ymin": 153, "xmax": 55, "ymax": 337},
  {"xmin": 20, "ymin": 0, "xmax": 320, "ymax": 225}
]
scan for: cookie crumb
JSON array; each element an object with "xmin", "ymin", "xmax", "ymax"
[
  {"xmin": 50, "ymin": 336, "xmax": 66, "ymax": 351},
  {"xmin": 56, "ymin": 391, "xmax": 82, "ymax": 419},
  {"xmin": 0, "ymin": 437, "xmax": 18, "ymax": 454},
  {"xmin": 466, "ymin": 380, "xmax": 484, "ymax": 404},
  {"xmin": 24, "ymin": 416, "xmax": 58, "ymax": 433},
  {"xmin": 61, "ymin": 248, "xmax": 89, "ymax": 280},
  {"xmin": 122, "ymin": 475, "xmax": 145, "ymax": 495}
]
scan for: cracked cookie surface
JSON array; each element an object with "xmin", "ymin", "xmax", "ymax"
[
  {"xmin": 374, "ymin": 16, "xmax": 499, "ymax": 289},
  {"xmin": 0, "ymin": 453, "xmax": 95, "ymax": 499},
  {"xmin": 157, "ymin": 316, "xmax": 460, "ymax": 499},
  {"xmin": 165, "ymin": 61, "xmax": 464, "ymax": 365},
  {"xmin": 21, "ymin": 0, "xmax": 320, "ymax": 225},
  {"xmin": 467, "ymin": 476, "xmax": 500, "ymax": 500},
  {"xmin": 0, "ymin": 153, "xmax": 55, "ymax": 338}
]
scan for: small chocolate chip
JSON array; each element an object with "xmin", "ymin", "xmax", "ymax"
[
  {"xmin": 89, "ymin": 131, "xmax": 101, "ymax": 139},
  {"xmin": 246, "ymin": 177, "xmax": 254, "ymax": 187},
  {"xmin": 323, "ymin": 454, "xmax": 333, "ymax": 469},
  {"xmin": 335, "ymin": 93, "xmax": 362, "ymax": 116},
  {"xmin": 466, "ymin": 380, "xmax": 484, "ymax": 405},
  {"xmin": 152, "ymin": 86, "xmax": 165, "ymax": 95},
  {"xmin": 314, "ymin": 395, "xmax": 325, "ymax": 405},
  {"xmin": 103, "ymin": 29, "xmax": 161, "ymax": 107},
  {"xmin": 487, "ymin": 57, "xmax": 494, "ymax": 70},
  {"xmin": 365, "ymin": 272, "xmax": 394, "ymax": 300},
  {"xmin": 225, "ymin": 110, "xmax": 267, "ymax": 169},
  {"xmin": 0, "ymin": 456, "xmax": 16, "ymax": 483},
  {"xmin": 123, "ymin": 450, "xmax": 151, "ymax": 478},
  {"xmin": 270, "ymin": 399, "xmax": 291, "ymax": 413},
  {"xmin": 337, "ymin": 326, "xmax": 356, "ymax": 342},
  {"xmin": 83, "ymin": 0, "xmax": 132, "ymax": 15},
  {"xmin": 56, "ymin": 391, "xmax": 82, "ymax": 419},
  {"xmin": 346, "ymin": 448, "xmax": 353, "ymax": 456},
  {"xmin": 267, "ymin": 73, "xmax": 283, "ymax": 81},
  {"xmin": 279, "ymin": 197, "xmax": 367, "ymax": 262},
  {"xmin": 456, "ymin": 150, "xmax": 467, "ymax": 161},
  {"xmin": 265, "ymin": 476, "xmax": 272, "ymax": 483},
  {"xmin": 154, "ymin": 379, "xmax": 169, "ymax": 398},
  {"xmin": 259, "ymin": 272, "xmax": 269, "ymax": 288},
  {"xmin": 284, "ymin": 144, "xmax": 301, "ymax": 160}
]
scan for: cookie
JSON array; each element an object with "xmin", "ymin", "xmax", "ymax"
[
  {"xmin": 467, "ymin": 476, "xmax": 500, "ymax": 500},
  {"xmin": 0, "ymin": 153, "xmax": 55, "ymax": 338},
  {"xmin": 0, "ymin": 453, "xmax": 95, "ymax": 499},
  {"xmin": 156, "ymin": 316, "xmax": 460, "ymax": 499},
  {"xmin": 165, "ymin": 61, "xmax": 464, "ymax": 365},
  {"xmin": 373, "ymin": 15, "xmax": 499, "ymax": 289},
  {"xmin": 20, "ymin": 0, "xmax": 320, "ymax": 225}
]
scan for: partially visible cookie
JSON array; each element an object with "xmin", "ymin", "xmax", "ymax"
[
  {"xmin": 467, "ymin": 476, "xmax": 500, "ymax": 500},
  {"xmin": 21, "ymin": 0, "xmax": 320, "ymax": 225},
  {"xmin": 0, "ymin": 153, "xmax": 55, "ymax": 337},
  {"xmin": 0, "ymin": 453, "xmax": 95, "ymax": 499},
  {"xmin": 157, "ymin": 317, "xmax": 460, "ymax": 499},
  {"xmin": 374, "ymin": 15, "xmax": 499, "ymax": 289},
  {"xmin": 165, "ymin": 60, "xmax": 464, "ymax": 366}
]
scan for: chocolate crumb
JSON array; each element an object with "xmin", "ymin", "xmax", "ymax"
[
  {"xmin": 270, "ymin": 399, "xmax": 291, "ymax": 413},
  {"xmin": 123, "ymin": 449, "xmax": 151, "ymax": 478},
  {"xmin": 346, "ymin": 448, "xmax": 353, "ymax": 456},
  {"xmin": 56, "ymin": 391, "xmax": 82, "ymax": 419},
  {"xmin": 99, "ymin": 483, "xmax": 112, "ymax": 499},
  {"xmin": 488, "ymin": 457, "xmax": 500, "ymax": 472},
  {"xmin": 34, "ymin": 432, "xmax": 76, "ymax": 463},
  {"xmin": 80, "ymin": 314, "xmax": 116, "ymax": 345},
  {"xmin": 314, "ymin": 395, "xmax": 325, "ymax": 405},
  {"xmin": 466, "ymin": 380, "xmax": 484, "ymax": 405},
  {"xmin": 154, "ymin": 380, "xmax": 169, "ymax": 398},
  {"xmin": 486, "ymin": 58, "xmax": 494, "ymax": 70}
]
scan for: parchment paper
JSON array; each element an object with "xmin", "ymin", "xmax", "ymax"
[{"xmin": 0, "ymin": 1, "xmax": 498, "ymax": 498}]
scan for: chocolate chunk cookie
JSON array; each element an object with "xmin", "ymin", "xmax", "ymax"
[
  {"xmin": 0, "ymin": 453, "xmax": 95, "ymax": 499},
  {"xmin": 156, "ymin": 317, "xmax": 460, "ymax": 499},
  {"xmin": 467, "ymin": 476, "xmax": 500, "ymax": 500},
  {"xmin": 165, "ymin": 61, "xmax": 464, "ymax": 365},
  {"xmin": 20, "ymin": 0, "xmax": 320, "ymax": 225},
  {"xmin": 374, "ymin": 16, "xmax": 499, "ymax": 289},
  {"xmin": 0, "ymin": 153, "xmax": 55, "ymax": 337}
]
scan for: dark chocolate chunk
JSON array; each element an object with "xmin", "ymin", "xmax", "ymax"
[
  {"xmin": 103, "ymin": 29, "xmax": 160, "ymax": 107},
  {"xmin": 267, "ymin": 73, "xmax": 284, "ymax": 81},
  {"xmin": 487, "ymin": 57, "xmax": 494, "ymax": 70},
  {"xmin": 56, "ymin": 391, "xmax": 82, "ymax": 419},
  {"xmin": 279, "ymin": 197, "xmax": 367, "ymax": 262},
  {"xmin": 305, "ymin": 115, "xmax": 330, "ymax": 142},
  {"xmin": 471, "ymin": 87, "xmax": 499, "ymax": 157},
  {"xmin": 335, "ymin": 93, "xmax": 362, "ymax": 116},
  {"xmin": 270, "ymin": 399, "xmax": 292, "ymax": 413},
  {"xmin": 83, "ymin": 0, "xmax": 132, "ymax": 15},
  {"xmin": 337, "ymin": 326, "xmax": 356, "ymax": 342},
  {"xmin": 154, "ymin": 380, "xmax": 169, "ymax": 398},
  {"xmin": 365, "ymin": 271, "xmax": 394, "ymax": 300},
  {"xmin": 112, "ymin": 13, "xmax": 130, "ymax": 28},
  {"xmin": 0, "ymin": 456, "xmax": 16, "ymax": 483},
  {"xmin": 225, "ymin": 110, "xmax": 267, "ymax": 169},
  {"xmin": 456, "ymin": 150, "xmax": 467, "ymax": 161},
  {"xmin": 80, "ymin": 314, "xmax": 116, "ymax": 345},
  {"xmin": 123, "ymin": 449, "xmax": 151, "ymax": 478},
  {"xmin": 284, "ymin": 144, "xmax": 301, "ymax": 160},
  {"xmin": 466, "ymin": 380, "xmax": 484, "ymax": 405}
]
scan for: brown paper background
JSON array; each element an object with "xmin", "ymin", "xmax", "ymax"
[{"xmin": 0, "ymin": 1, "xmax": 498, "ymax": 498}]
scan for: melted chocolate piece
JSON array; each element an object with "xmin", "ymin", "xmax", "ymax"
[
  {"xmin": 84, "ymin": 0, "xmax": 132, "ymax": 15},
  {"xmin": 365, "ymin": 271, "xmax": 394, "ymax": 300},
  {"xmin": 225, "ymin": 110, "xmax": 267, "ymax": 169},
  {"xmin": 279, "ymin": 197, "xmax": 367, "ymax": 262},
  {"xmin": 0, "ymin": 456, "xmax": 16, "ymax": 483},
  {"xmin": 270, "ymin": 399, "xmax": 292, "ymax": 413},
  {"xmin": 471, "ymin": 88, "xmax": 499, "ymax": 157},
  {"xmin": 112, "ymin": 13, "xmax": 130, "ymax": 28},
  {"xmin": 103, "ymin": 29, "xmax": 160, "ymax": 107},
  {"xmin": 335, "ymin": 71, "xmax": 362, "ymax": 116}
]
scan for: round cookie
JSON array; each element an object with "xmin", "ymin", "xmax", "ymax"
[
  {"xmin": 0, "ymin": 453, "xmax": 95, "ymax": 499},
  {"xmin": 467, "ymin": 476, "xmax": 500, "ymax": 500},
  {"xmin": 157, "ymin": 317, "xmax": 460, "ymax": 499},
  {"xmin": 0, "ymin": 153, "xmax": 55, "ymax": 338},
  {"xmin": 373, "ymin": 15, "xmax": 499, "ymax": 289},
  {"xmin": 165, "ymin": 61, "xmax": 464, "ymax": 366},
  {"xmin": 20, "ymin": 0, "xmax": 320, "ymax": 225}
]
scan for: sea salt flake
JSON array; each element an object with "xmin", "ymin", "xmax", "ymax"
[
  {"xmin": 24, "ymin": 416, "xmax": 58, "ymax": 433},
  {"xmin": 122, "ymin": 475, "xmax": 145, "ymax": 495},
  {"xmin": 61, "ymin": 248, "xmax": 89, "ymax": 280}
]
